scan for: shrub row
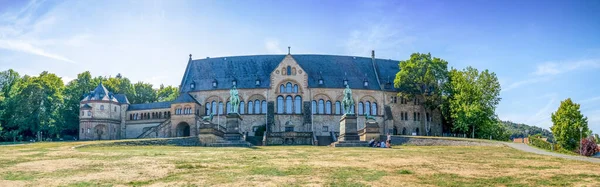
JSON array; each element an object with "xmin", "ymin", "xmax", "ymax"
[{"xmin": 528, "ymin": 136, "xmax": 553, "ymax": 151}]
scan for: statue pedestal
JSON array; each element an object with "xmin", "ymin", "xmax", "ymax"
[
  {"xmin": 332, "ymin": 114, "xmax": 369, "ymax": 147},
  {"xmin": 359, "ymin": 121, "xmax": 380, "ymax": 141},
  {"xmin": 339, "ymin": 114, "xmax": 359, "ymax": 141},
  {"xmin": 224, "ymin": 113, "xmax": 242, "ymax": 141}
]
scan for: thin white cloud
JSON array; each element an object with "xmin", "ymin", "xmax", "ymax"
[
  {"xmin": 526, "ymin": 94, "xmax": 557, "ymax": 126},
  {"xmin": 581, "ymin": 96, "xmax": 600, "ymax": 104},
  {"xmin": 534, "ymin": 59, "xmax": 600, "ymax": 76},
  {"xmin": 264, "ymin": 39, "xmax": 284, "ymax": 54},
  {"xmin": 503, "ymin": 58, "xmax": 600, "ymax": 92},
  {"xmin": 502, "ymin": 77, "xmax": 549, "ymax": 92},
  {"xmin": 0, "ymin": 39, "xmax": 76, "ymax": 63},
  {"xmin": 345, "ymin": 23, "xmax": 416, "ymax": 56}
]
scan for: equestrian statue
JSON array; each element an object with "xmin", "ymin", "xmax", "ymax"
[{"xmin": 341, "ymin": 85, "xmax": 355, "ymax": 115}]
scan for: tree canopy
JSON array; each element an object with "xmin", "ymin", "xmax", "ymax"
[
  {"xmin": 446, "ymin": 67, "xmax": 502, "ymax": 138},
  {"xmin": 157, "ymin": 84, "xmax": 179, "ymax": 102},
  {"xmin": 394, "ymin": 53, "xmax": 448, "ymax": 110},
  {"xmin": 550, "ymin": 98, "xmax": 589, "ymax": 151}
]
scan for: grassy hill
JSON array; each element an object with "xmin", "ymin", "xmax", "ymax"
[{"xmin": 501, "ymin": 120, "xmax": 554, "ymax": 141}]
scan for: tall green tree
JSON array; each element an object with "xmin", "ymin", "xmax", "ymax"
[
  {"xmin": 0, "ymin": 69, "xmax": 21, "ymax": 129},
  {"xmin": 131, "ymin": 82, "xmax": 157, "ymax": 104},
  {"xmin": 104, "ymin": 76, "xmax": 135, "ymax": 100},
  {"xmin": 60, "ymin": 71, "xmax": 103, "ymax": 136},
  {"xmin": 394, "ymin": 53, "xmax": 448, "ymax": 110},
  {"xmin": 447, "ymin": 67, "xmax": 501, "ymax": 138},
  {"xmin": 3, "ymin": 72, "xmax": 65, "ymax": 139},
  {"xmin": 550, "ymin": 98, "xmax": 588, "ymax": 151},
  {"xmin": 157, "ymin": 84, "xmax": 178, "ymax": 102}
]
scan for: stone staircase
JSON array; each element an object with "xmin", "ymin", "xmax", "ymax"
[
  {"xmin": 137, "ymin": 119, "xmax": 171, "ymax": 139},
  {"xmin": 197, "ymin": 122, "xmax": 252, "ymax": 147},
  {"xmin": 198, "ymin": 133, "xmax": 252, "ymax": 147},
  {"xmin": 330, "ymin": 140, "xmax": 369, "ymax": 147}
]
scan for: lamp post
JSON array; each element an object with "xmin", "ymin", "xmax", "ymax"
[{"xmin": 579, "ymin": 126, "xmax": 583, "ymax": 155}]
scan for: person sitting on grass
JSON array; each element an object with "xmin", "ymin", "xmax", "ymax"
[
  {"xmin": 380, "ymin": 141, "xmax": 386, "ymax": 148},
  {"xmin": 368, "ymin": 137, "xmax": 375, "ymax": 147},
  {"xmin": 386, "ymin": 140, "xmax": 391, "ymax": 148}
]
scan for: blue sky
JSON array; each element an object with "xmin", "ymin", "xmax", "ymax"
[{"xmin": 0, "ymin": 0, "xmax": 599, "ymax": 133}]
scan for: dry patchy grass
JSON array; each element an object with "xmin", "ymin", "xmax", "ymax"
[{"xmin": 0, "ymin": 141, "xmax": 599, "ymax": 186}]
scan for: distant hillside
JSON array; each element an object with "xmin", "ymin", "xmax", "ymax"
[{"xmin": 501, "ymin": 121, "xmax": 554, "ymax": 141}]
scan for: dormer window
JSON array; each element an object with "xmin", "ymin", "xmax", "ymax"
[
  {"xmin": 190, "ymin": 82, "xmax": 195, "ymax": 90},
  {"xmin": 232, "ymin": 80, "xmax": 237, "ymax": 86},
  {"xmin": 255, "ymin": 79, "xmax": 261, "ymax": 86},
  {"xmin": 318, "ymin": 79, "xmax": 324, "ymax": 85},
  {"xmin": 212, "ymin": 80, "xmax": 218, "ymax": 88},
  {"xmin": 343, "ymin": 80, "xmax": 348, "ymax": 86},
  {"xmin": 364, "ymin": 80, "xmax": 369, "ymax": 87}
]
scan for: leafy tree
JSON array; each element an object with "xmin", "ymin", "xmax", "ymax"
[
  {"xmin": 477, "ymin": 119, "xmax": 510, "ymax": 141},
  {"xmin": 550, "ymin": 98, "xmax": 588, "ymax": 151},
  {"xmin": 131, "ymin": 82, "xmax": 157, "ymax": 104},
  {"xmin": 447, "ymin": 67, "xmax": 501, "ymax": 138},
  {"xmin": 104, "ymin": 76, "xmax": 135, "ymax": 100},
  {"xmin": 3, "ymin": 72, "xmax": 65, "ymax": 139},
  {"xmin": 0, "ymin": 69, "xmax": 21, "ymax": 129},
  {"xmin": 394, "ymin": 53, "xmax": 448, "ymax": 111},
  {"xmin": 5, "ymin": 130, "xmax": 19, "ymax": 142},
  {"xmin": 157, "ymin": 84, "xmax": 179, "ymax": 102}
]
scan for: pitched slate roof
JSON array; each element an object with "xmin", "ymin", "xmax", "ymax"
[
  {"xmin": 80, "ymin": 104, "xmax": 92, "ymax": 109},
  {"xmin": 293, "ymin": 55, "xmax": 380, "ymax": 90},
  {"xmin": 81, "ymin": 83, "xmax": 131, "ymax": 104},
  {"xmin": 180, "ymin": 55, "xmax": 286, "ymax": 92},
  {"xmin": 172, "ymin": 93, "xmax": 201, "ymax": 104},
  {"xmin": 82, "ymin": 83, "xmax": 119, "ymax": 102},
  {"xmin": 113, "ymin": 94, "xmax": 130, "ymax": 104},
  {"xmin": 179, "ymin": 54, "xmax": 403, "ymax": 92},
  {"xmin": 374, "ymin": 58, "xmax": 403, "ymax": 92},
  {"xmin": 128, "ymin": 101, "xmax": 171, "ymax": 111}
]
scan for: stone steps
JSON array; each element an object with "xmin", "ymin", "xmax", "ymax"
[
  {"xmin": 204, "ymin": 142, "xmax": 253, "ymax": 147},
  {"xmin": 198, "ymin": 134, "xmax": 253, "ymax": 147},
  {"xmin": 330, "ymin": 140, "xmax": 369, "ymax": 147}
]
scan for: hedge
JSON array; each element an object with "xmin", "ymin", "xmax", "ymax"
[{"xmin": 529, "ymin": 136, "xmax": 553, "ymax": 151}]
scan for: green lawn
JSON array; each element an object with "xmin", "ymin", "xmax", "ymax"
[{"xmin": 0, "ymin": 141, "xmax": 599, "ymax": 186}]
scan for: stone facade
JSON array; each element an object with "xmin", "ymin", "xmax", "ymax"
[{"xmin": 79, "ymin": 53, "xmax": 443, "ymax": 142}]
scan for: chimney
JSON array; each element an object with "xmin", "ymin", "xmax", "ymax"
[
  {"xmin": 370, "ymin": 50, "xmax": 383, "ymax": 90},
  {"xmin": 371, "ymin": 50, "xmax": 375, "ymax": 59}
]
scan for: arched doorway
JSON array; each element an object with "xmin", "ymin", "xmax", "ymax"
[
  {"xmin": 176, "ymin": 122, "xmax": 191, "ymax": 137},
  {"xmin": 393, "ymin": 126, "xmax": 398, "ymax": 135},
  {"xmin": 402, "ymin": 127, "xmax": 406, "ymax": 135},
  {"xmin": 94, "ymin": 124, "xmax": 108, "ymax": 140},
  {"xmin": 415, "ymin": 128, "xmax": 420, "ymax": 136}
]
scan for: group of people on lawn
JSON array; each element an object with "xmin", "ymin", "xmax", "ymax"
[{"xmin": 368, "ymin": 133, "xmax": 392, "ymax": 148}]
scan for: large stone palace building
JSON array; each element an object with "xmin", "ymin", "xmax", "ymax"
[{"xmin": 79, "ymin": 51, "xmax": 442, "ymax": 144}]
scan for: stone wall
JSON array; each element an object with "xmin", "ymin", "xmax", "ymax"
[
  {"xmin": 385, "ymin": 136, "xmax": 501, "ymax": 146},
  {"xmin": 79, "ymin": 137, "xmax": 201, "ymax": 147}
]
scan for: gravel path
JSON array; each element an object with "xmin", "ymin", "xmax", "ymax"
[{"xmin": 503, "ymin": 142, "xmax": 600, "ymax": 164}]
